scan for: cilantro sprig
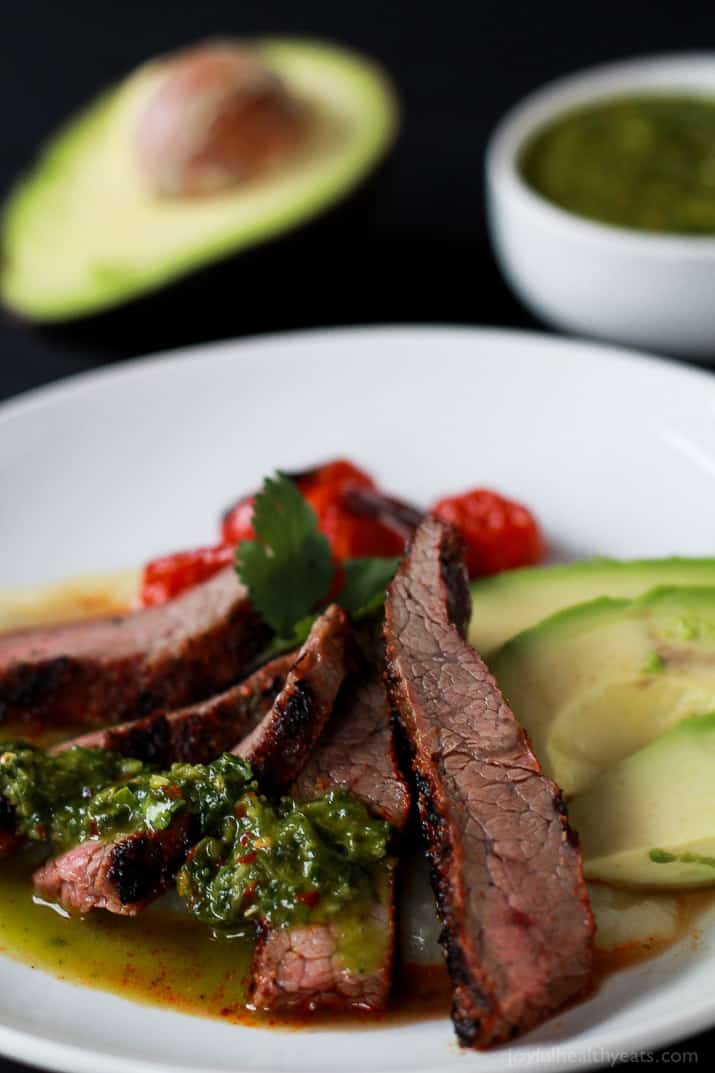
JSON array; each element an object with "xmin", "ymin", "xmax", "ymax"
[
  {"xmin": 236, "ymin": 474, "xmax": 334, "ymax": 637},
  {"xmin": 235, "ymin": 472, "xmax": 399, "ymax": 647}
]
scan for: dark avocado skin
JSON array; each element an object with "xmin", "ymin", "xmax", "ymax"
[{"xmin": 25, "ymin": 162, "xmax": 391, "ymax": 355}]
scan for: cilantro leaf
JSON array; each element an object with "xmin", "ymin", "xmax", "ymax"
[
  {"xmin": 339, "ymin": 557, "xmax": 400, "ymax": 619},
  {"xmin": 235, "ymin": 473, "xmax": 333, "ymax": 636}
]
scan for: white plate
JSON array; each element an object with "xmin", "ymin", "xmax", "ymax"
[{"xmin": 1, "ymin": 325, "xmax": 715, "ymax": 1073}]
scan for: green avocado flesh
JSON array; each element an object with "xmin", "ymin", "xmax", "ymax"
[
  {"xmin": 570, "ymin": 714, "xmax": 715, "ymax": 888},
  {"xmin": 490, "ymin": 586, "xmax": 715, "ymax": 797},
  {"xmin": 469, "ymin": 557, "xmax": 715, "ymax": 658},
  {"xmin": 1, "ymin": 39, "xmax": 398, "ymax": 321}
]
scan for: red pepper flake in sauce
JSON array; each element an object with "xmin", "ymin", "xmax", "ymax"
[{"xmin": 296, "ymin": 890, "xmax": 321, "ymax": 908}]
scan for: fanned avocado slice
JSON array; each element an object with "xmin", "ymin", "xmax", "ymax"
[
  {"xmin": 570, "ymin": 713, "xmax": 715, "ymax": 889},
  {"xmin": 1, "ymin": 39, "xmax": 398, "ymax": 321},
  {"xmin": 490, "ymin": 585, "xmax": 715, "ymax": 797},
  {"xmin": 469, "ymin": 556, "xmax": 715, "ymax": 657}
]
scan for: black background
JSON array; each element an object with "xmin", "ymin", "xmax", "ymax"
[{"xmin": 1, "ymin": 0, "xmax": 714, "ymax": 1068}]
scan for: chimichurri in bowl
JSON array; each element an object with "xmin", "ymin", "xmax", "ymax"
[
  {"xmin": 520, "ymin": 95, "xmax": 715, "ymax": 235},
  {"xmin": 486, "ymin": 53, "xmax": 715, "ymax": 359}
]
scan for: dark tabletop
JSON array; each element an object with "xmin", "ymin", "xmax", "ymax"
[{"xmin": 1, "ymin": 1, "xmax": 714, "ymax": 1069}]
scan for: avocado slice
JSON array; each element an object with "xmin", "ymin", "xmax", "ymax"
[
  {"xmin": 491, "ymin": 586, "xmax": 715, "ymax": 796},
  {"xmin": 570, "ymin": 714, "xmax": 715, "ymax": 889},
  {"xmin": 469, "ymin": 557, "xmax": 715, "ymax": 657},
  {"xmin": 1, "ymin": 39, "xmax": 397, "ymax": 321}
]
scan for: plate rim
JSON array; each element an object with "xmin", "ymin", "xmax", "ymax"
[
  {"xmin": 2, "ymin": 322, "xmax": 714, "ymax": 425},
  {"xmin": 2, "ymin": 322, "xmax": 715, "ymax": 1073}
]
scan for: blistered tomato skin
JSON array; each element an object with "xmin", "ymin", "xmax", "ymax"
[
  {"xmin": 141, "ymin": 544, "xmax": 235, "ymax": 606},
  {"xmin": 221, "ymin": 495, "xmax": 256, "ymax": 546},
  {"xmin": 221, "ymin": 460, "xmax": 400, "ymax": 563},
  {"xmin": 297, "ymin": 460, "xmax": 375, "ymax": 495},
  {"xmin": 431, "ymin": 489, "xmax": 545, "ymax": 578},
  {"xmin": 308, "ymin": 490, "xmax": 406, "ymax": 560},
  {"xmin": 143, "ymin": 461, "xmax": 412, "ymax": 606},
  {"xmin": 220, "ymin": 462, "xmax": 374, "ymax": 547}
]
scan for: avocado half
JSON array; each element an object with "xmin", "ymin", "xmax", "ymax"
[{"xmin": 1, "ymin": 39, "xmax": 398, "ymax": 321}]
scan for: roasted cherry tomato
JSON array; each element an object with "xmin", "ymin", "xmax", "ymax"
[
  {"xmin": 141, "ymin": 543, "xmax": 235, "ymax": 606},
  {"xmin": 220, "ymin": 461, "xmax": 375, "ymax": 546},
  {"xmin": 221, "ymin": 459, "xmax": 397, "ymax": 561},
  {"xmin": 300, "ymin": 460, "xmax": 397, "ymax": 558},
  {"xmin": 305, "ymin": 483, "xmax": 406, "ymax": 559},
  {"xmin": 221, "ymin": 494, "xmax": 257, "ymax": 545},
  {"xmin": 146, "ymin": 460, "xmax": 405, "ymax": 606},
  {"xmin": 431, "ymin": 488, "xmax": 545, "ymax": 577},
  {"xmin": 297, "ymin": 459, "xmax": 375, "ymax": 495}
]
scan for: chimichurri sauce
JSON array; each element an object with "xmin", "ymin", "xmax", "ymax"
[
  {"xmin": 520, "ymin": 95, "xmax": 715, "ymax": 234},
  {"xmin": 0, "ymin": 852, "xmax": 450, "ymax": 1028}
]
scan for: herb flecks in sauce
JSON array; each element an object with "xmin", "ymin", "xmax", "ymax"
[
  {"xmin": 178, "ymin": 789, "xmax": 390, "ymax": 932},
  {"xmin": 2, "ymin": 741, "xmax": 391, "ymax": 967},
  {"xmin": 0, "ymin": 743, "xmax": 145, "ymax": 848},
  {"xmin": 0, "ymin": 746, "xmax": 254, "ymax": 850},
  {"xmin": 521, "ymin": 96, "xmax": 715, "ymax": 234},
  {"xmin": 85, "ymin": 754, "xmax": 254, "ymax": 842}
]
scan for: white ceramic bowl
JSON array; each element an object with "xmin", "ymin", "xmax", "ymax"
[{"xmin": 486, "ymin": 54, "xmax": 715, "ymax": 360}]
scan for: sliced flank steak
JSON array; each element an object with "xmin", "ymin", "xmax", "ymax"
[
  {"xmin": 233, "ymin": 605, "xmax": 353, "ymax": 790},
  {"xmin": 0, "ymin": 654, "xmax": 297, "ymax": 858},
  {"xmin": 251, "ymin": 642, "xmax": 410, "ymax": 1014},
  {"xmin": 55, "ymin": 651, "xmax": 297, "ymax": 766},
  {"xmin": 0, "ymin": 567, "xmax": 268, "ymax": 728},
  {"xmin": 33, "ymin": 606, "xmax": 351, "ymax": 916},
  {"xmin": 384, "ymin": 519, "xmax": 594, "ymax": 1048},
  {"xmin": 33, "ymin": 814, "xmax": 196, "ymax": 916}
]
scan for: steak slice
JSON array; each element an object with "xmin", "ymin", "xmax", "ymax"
[
  {"xmin": 384, "ymin": 518, "xmax": 594, "ymax": 1048},
  {"xmin": 291, "ymin": 646, "xmax": 410, "ymax": 828},
  {"xmin": 251, "ymin": 642, "xmax": 410, "ymax": 1014},
  {"xmin": 54, "ymin": 651, "xmax": 297, "ymax": 766},
  {"xmin": 33, "ymin": 606, "xmax": 351, "ymax": 915},
  {"xmin": 33, "ymin": 814, "xmax": 196, "ymax": 915},
  {"xmin": 233, "ymin": 605, "xmax": 351, "ymax": 790},
  {"xmin": 251, "ymin": 861, "xmax": 397, "ymax": 1014},
  {"xmin": 0, "ymin": 652, "xmax": 298, "ymax": 855},
  {"xmin": 0, "ymin": 567, "xmax": 268, "ymax": 727}
]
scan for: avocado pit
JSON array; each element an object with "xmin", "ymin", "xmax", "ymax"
[{"xmin": 135, "ymin": 40, "xmax": 308, "ymax": 197}]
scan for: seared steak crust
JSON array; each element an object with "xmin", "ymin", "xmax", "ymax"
[
  {"xmin": 33, "ymin": 814, "xmax": 196, "ymax": 915},
  {"xmin": 0, "ymin": 568, "xmax": 268, "ymax": 727},
  {"xmin": 33, "ymin": 606, "xmax": 350, "ymax": 915},
  {"xmin": 251, "ymin": 640, "xmax": 410, "ymax": 1014},
  {"xmin": 55, "ymin": 652, "xmax": 296, "ymax": 765},
  {"xmin": 234, "ymin": 605, "xmax": 351, "ymax": 789},
  {"xmin": 384, "ymin": 519, "xmax": 594, "ymax": 1048},
  {"xmin": 292, "ymin": 648, "xmax": 410, "ymax": 829}
]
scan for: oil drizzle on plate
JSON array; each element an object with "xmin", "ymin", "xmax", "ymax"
[{"xmin": 0, "ymin": 853, "xmax": 451, "ymax": 1029}]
